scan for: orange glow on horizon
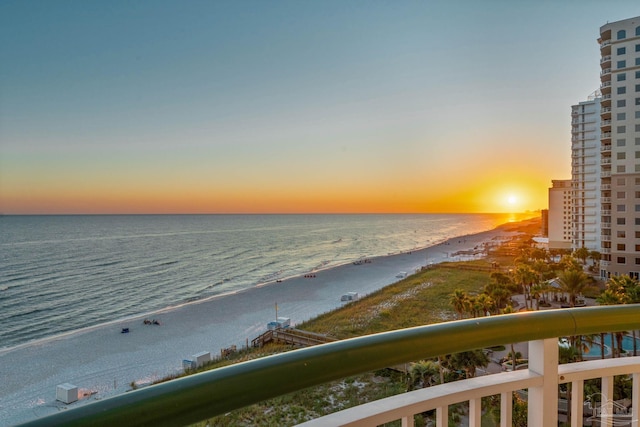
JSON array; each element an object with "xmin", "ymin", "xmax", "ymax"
[{"xmin": 1, "ymin": 173, "xmax": 547, "ymax": 215}]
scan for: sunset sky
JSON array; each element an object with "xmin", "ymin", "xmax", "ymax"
[{"xmin": 2, "ymin": 1, "xmax": 639, "ymax": 214}]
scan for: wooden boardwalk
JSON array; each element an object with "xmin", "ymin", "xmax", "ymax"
[
  {"xmin": 251, "ymin": 328, "xmax": 411, "ymax": 374},
  {"xmin": 251, "ymin": 328, "xmax": 337, "ymax": 348}
]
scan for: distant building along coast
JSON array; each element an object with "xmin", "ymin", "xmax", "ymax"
[{"xmin": 551, "ymin": 16, "xmax": 640, "ymax": 280}]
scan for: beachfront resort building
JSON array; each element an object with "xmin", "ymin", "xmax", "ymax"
[
  {"xmin": 548, "ymin": 179, "xmax": 572, "ymax": 250},
  {"xmin": 571, "ymin": 95, "xmax": 602, "ymax": 252},
  {"xmin": 597, "ymin": 16, "xmax": 640, "ymax": 279}
]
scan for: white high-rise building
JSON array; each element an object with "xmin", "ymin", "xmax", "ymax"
[
  {"xmin": 571, "ymin": 95, "xmax": 602, "ymax": 252},
  {"xmin": 548, "ymin": 180, "xmax": 573, "ymax": 250},
  {"xmin": 598, "ymin": 16, "xmax": 640, "ymax": 279}
]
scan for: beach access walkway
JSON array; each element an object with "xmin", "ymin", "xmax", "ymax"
[{"xmin": 251, "ymin": 328, "xmax": 337, "ymax": 348}]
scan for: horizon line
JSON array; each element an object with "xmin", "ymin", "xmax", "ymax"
[{"xmin": 0, "ymin": 210, "xmax": 542, "ymax": 216}]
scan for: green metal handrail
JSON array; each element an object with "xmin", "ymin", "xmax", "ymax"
[{"xmin": 17, "ymin": 305, "xmax": 640, "ymax": 427}]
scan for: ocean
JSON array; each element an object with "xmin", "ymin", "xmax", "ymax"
[{"xmin": 0, "ymin": 213, "xmax": 520, "ymax": 350}]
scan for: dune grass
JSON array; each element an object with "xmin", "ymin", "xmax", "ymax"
[{"xmin": 298, "ymin": 260, "xmax": 493, "ymax": 339}]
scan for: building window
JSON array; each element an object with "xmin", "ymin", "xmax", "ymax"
[
  {"xmin": 636, "ymin": 231, "xmax": 640, "ymax": 238},
  {"xmin": 636, "ymin": 258, "xmax": 640, "ymax": 265},
  {"xmin": 618, "ymin": 178, "xmax": 626, "ymax": 185},
  {"xmin": 618, "ymin": 191, "xmax": 626, "ymax": 198},
  {"xmin": 617, "ymin": 217, "xmax": 626, "ymax": 225},
  {"xmin": 637, "ymin": 138, "xmax": 640, "ymax": 145},
  {"xmin": 617, "ymin": 165, "xmax": 626, "ymax": 173},
  {"xmin": 618, "ymin": 125, "xmax": 626, "ymax": 133},
  {"xmin": 618, "ymin": 30, "xmax": 627, "ymax": 40},
  {"xmin": 637, "ymin": 245, "xmax": 640, "ymax": 251},
  {"xmin": 617, "ymin": 152, "xmax": 627, "ymax": 160},
  {"xmin": 618, "ymin": 139, "xmax": 627, "ymax": 146},
  {"xmin": 636, "ymin": 124, "xmax": 640, "ymax": 132},
  {"xmin": 618, "ymin": 73, "xmax": 627, "ymax": 81},
  {"xmin": 618, "ymin": 86, "xmax": 627, "ymax": 95},
  {"xmin": 636, "ymin": 111, "xmax": 640, "ymax": 119},
  {"xmin": 618, "ymin": 60, "xmax": 627, "ymax": 68},
  {"xmin": 617, "ymin": 112, "xmax": 626, "ymax": 120},
  {"xmin": 617, "ymin": 205, "xmax": 626, "ymax": 212},
  {"xmin": 618, "ymin": 99, "xmax": 627, "ymax": 107},
  {"xmin": 618, "ymin": 244, "xmax": 626, "ymax": 251},
  {"xmin": 637, "ymin": 218, "xmax": 640, "ymax": 225},
  {"xmin": 618, "ymin": 257, "xmax": 627, "ymax": 264},
  {"xmin": 636, "ymin": 98, "xmax": 640, "ymax": 105},
  {"xmin": 637, "ymin": 70, "xmax": 640, "ymax": 78},
  {"xmin": 618, "ymin": 230, "xmax": 627, "ymax": 238},
  {"xmin": 636, "ymin": 204, "xmax": 640, "ymax": 212},
  {"xmin": 636, "ymin": 58, "xmax": 640, "ymax": 66},
  {"xmin": 618, "ymin": 47, "xmax": 627, "ymax": 55}
]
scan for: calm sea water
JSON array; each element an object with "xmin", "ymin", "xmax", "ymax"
[{"xmin": 0, "ymin": 214, "xmax": 517, "ymax": 350}]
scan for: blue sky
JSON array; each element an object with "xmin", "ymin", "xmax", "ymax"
[{"xmin": 1, "ymin": 1, "xmax": 639, "ymax": 214}]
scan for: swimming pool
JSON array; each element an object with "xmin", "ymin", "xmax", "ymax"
[{"xmin": 582, "ymin": 333, "xmax": 640, "ymax": 358}]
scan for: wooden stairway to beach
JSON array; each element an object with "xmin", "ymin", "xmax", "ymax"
[{"xmin": 251, "ymin": 328, "xmax": 337, "ymax": 348}]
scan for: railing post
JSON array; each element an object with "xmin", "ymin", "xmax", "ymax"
[
  {"xmin": 571, "ymin": 380, "xmax": 584, "ymax": 427},
  {"xmin": 435, "ymin": 406, "xmax": 446, "ymax": 427},
  {"xmin": 401, "ymin": 415, "xmax": 414, "ymax": 427},
  {"xmin": 601, "ymin": 375, "xmax": 614, "ymax": 427},
  {"xmin": 633, "ymin": 373, "xmax": 639, "ymax": 427},
  {"xmin": 527, "ymin": 338, "xmax": 558, "ymax": 427},
  {"xmin": 500, "ymin": 391, "xmax": 512, "ymax": 427},
  {"xmin": 469, "ymin": 398, "xmax": 481, "ymax": 427}
]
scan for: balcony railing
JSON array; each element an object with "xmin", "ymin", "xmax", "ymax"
[{"xmin": 15, "ymin": 306, "xmax": 640, "ymax": 427}]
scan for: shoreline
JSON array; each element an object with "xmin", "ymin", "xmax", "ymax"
[{"xmin": 0, "ymin": 218, "xmax": 536, "ymax": 425}]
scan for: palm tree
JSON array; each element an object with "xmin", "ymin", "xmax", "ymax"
[
  {"xmin": 468, "ymin": 295, "xmax": 482, "ymax": 318},
  {"xmin": 588, "ymin": 250, "xmax": 601, "ymax": 270},
  {"xmin": 557, "ymin": 269, "xmax": 594, "ymax": 307},
  {"xmin": 408, "ymin": 360, "xmax": 439, "ymax": 390},
  {"xmin": 514, "ymin": 265, "xmax": 537, "ymax": 310},
  {"xmin": 573, "ymin": 247, "xmax": 590, "ymax": 266},
  {"xmin": 558, "ymin": 255, "xmax": 582, "ymax": 273},
  {"xmin": 486, "ymin": 272, "xmax": 513, "ymax": 310},
  {"xmin": 450, "ymin": 289, "xmax": 469, "ymax": 320},
  {"xmin": 559, "ymin": 343, "xmax": 581, "ymax": 426},
  {"xmin": 599, "ymin": 275, "xmax": 640, "ymax": 356},
  {"xmin": 449, "ymin": 349, "xmax": 489, "ymax": 379},
  {"xmin": 501, "ymin": 305, "xmax": 519, "ymax": 372},
  {"xmin": 485, "ymin": 282, "xmax": 511, "ymax": 310},
  {"xmin": 530, "ymin": 283, "xmax": 545, "ymax": 310},
  {"xmin": 598, "ymin": 289, "xmax": 620, "ymax": 358},
  {"xmin": 476, "ymin": 294, "xmax": 494, "ymax": 316}
]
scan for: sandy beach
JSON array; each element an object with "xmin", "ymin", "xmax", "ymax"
[{"xmin": 0, "ymin": 222, "xmax": 527, "ymax": 425}]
